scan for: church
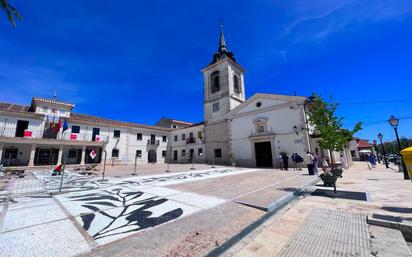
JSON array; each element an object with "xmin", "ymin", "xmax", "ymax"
[
  {"xmin": 167, "ymin": 24, "xmax": 317, "ymax": 167},
  {"xmin": 1, "ymin": 25, "xmax": 348, "ymax": 169}
]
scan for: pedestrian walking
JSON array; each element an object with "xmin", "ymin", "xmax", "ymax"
[
  {"xmin": 368, "ymin": 153, "xmax": 377, "ymax": 168},
  {"xmin": 281, "ymin": 152, "xmax": 289, "ymax": 171},
  {"xmin": 291, "ymin": 152, "xmax": 303, "ymax": 171},
  {"xmin": 304, "ymin": 151, "xmax": 314, "ymax": 175},
  {"xmin": 278, "ymin": 154, "xmax": 283, "ymax": 170}
]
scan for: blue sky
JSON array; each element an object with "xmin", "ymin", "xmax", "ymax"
[{"xmin": 1, "ymin": 0, "xmax": 412, "ymax": 142}]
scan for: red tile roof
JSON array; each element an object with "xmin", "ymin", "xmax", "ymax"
[
  {"xmin": 357, "ymin": 140, "xmax": 374, "ymax": 148},
  {"xmin": 0, "ymin": 102, "xmax": 172, "ymax": 131},
  {"xmin": 0, "ymin": 103, "xmax": 31, "ymax": 113}
]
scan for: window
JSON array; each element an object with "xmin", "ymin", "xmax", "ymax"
[
  {"xmin": 181, "ymin": 149, "xmax": 186, "ymax": 157},
  {"xmin": 71, "ymin": 125, "xmax": 80, "ymax": 134},
  {"xmin": 174, "ymin": 135, "xmax": 178, "ymax": 141},
  {"xmin": 210, "ymin": 71, "xmax": 220, "ymax": 93},
  {"xmin": 256, "ymin": 102, "xmax": 262, "ymax": 108},
  {"xmin": 182, "ymin": 134, "xmax": 186, "ymax": 140},
  {"xmin": 351, "ymin": 150, "xmax": 356, "ymax": 157},
  {"xmin": 189, "ymin": 132, "xmax": 193, "ymax": 139},
  {"xmin": 214, "ymin": 149, "xmax": 222, "ymax": 158},
  {"xmin": 198, "ymin": 148, "xmax": 203, "ymax": 156},
  {"xmin": 113, "ymin": 130, "xmax": 121, "ymax": 138},
  {"xmin": 173, "ymin": 150, "xmax": 178, "ymax": 160},
  {"xmin": 198, "ymin": 131, "xmax": 203, "ymax": 139},
  {"xmin": 255, "ymin": 119, "xmax": 267, "ymax": 133},
  {"xmin": 112, "ymin": 149, "xmax": 119, "ymax": 158},
  {"xmin": 213, "ymin": 102, "xmax": 220, "ymax": 112},
  {"xmin": 137, "ymin": 133, "xmax": 142, "ymax": 140},
  {"xmin": 68, "ymin": 149, "xmax": 77, "ymax": 158},
  {"xmin": 4, "ymin": 148, "xmax": 18, "ymax": 159},
  {"xmin": 136, "ymin": 150, "xmax": 142, "ymax": 158},
  {"xmin": 233, "ymin": 74, "xmax": 241, "ymax": 94},
  {"xmin": 162, "ymin": 151, "xmax": 166, "ymax": 157},
  {"xmin": 172, "ymin": 125, "xmax": 178, "ymax": 129},
  {"xmin": 162, "ymin": 136, "xmax": 167, "ymax": 142}
]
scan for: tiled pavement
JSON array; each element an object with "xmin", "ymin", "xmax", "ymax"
[
  {"xmin": 0, "ymin": 166, "xmax": 316, "ymax": 257},
  {"xmin": 278, "ymin": 208, "xmax": 369, "ymax": 257},
  {"xmin": 224, "ymin": 162, "xmax": 412, "ymax": 257}
]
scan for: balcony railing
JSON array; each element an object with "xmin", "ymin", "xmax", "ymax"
[
  {"xmin": 147, "ymin": 139, "xmax": 160, "ymax": 146},
  {"xmin": 0, "ymin": 127, "xmax": 108, "ymax": 143},
  {"xmin": 186, "ymin": 137, "xmax": 196, "ymax": 144}
]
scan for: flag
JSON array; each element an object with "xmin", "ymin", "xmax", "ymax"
[
  {"xmin": 51, "ymin": 113, "xmax": 56, "ymax": 129},
  {"xmin": 44, "ymin": 115, "xmax": 50, "ymax": 130},
  {"xmin": 89, "ymin": 149, "xmax": 97, "ymax": 160},
  {"xmin": 53, "ymin": 118, "xmax": 62, "ymax": 132},
  {"xmin": 62, "ymin": 119, "xmax": 68, "ymax": 132}
]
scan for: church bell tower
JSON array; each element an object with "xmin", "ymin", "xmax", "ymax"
[
  {"xmin": 202, "ymin": 22, "xmax": 245, "ymax": 123},
  {"xmin": 202, "ymin": 23, "xmax": 245, "ymax": 165}
]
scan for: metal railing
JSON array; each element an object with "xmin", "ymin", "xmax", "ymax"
[
  {"xmin": 186, "ymin": 137, "xmax": 196, "ymax": 144},
  {"xmin": 147, "ymin": 139, "xmax": 160, "ymax": 146},
  {"xmin": 0, "ymin": 127, "xmax": 108, "ymax": 143}
]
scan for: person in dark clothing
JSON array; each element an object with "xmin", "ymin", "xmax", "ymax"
[
  {"xmin": 281, "ymin": 153, "xmax": 289, "ymax": 170},
  {"xmin": 291, "ymin": 152, "xmax": 303, "ymax": 170}
]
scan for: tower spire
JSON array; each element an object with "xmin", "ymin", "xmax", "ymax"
[
  {"xmin": 219, "ymin": 20, "xmax": 227, "ymax": 51},
  {"xmin": 211, "ymin": 20, "xmax": 236, "ymax": 64}
]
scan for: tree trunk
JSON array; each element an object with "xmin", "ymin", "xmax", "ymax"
[{"xmin": 329, "ymin": 149, "xmax": 335, "ymax": 164}]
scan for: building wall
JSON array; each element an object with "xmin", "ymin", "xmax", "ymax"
[
  {"xmin": 204, "ymin": 119, "xmax": 230, "ymax": 165},
  {"xmin": 229, "ymin": 105, "xmax": 309, "ymax": 167},
  {"xmin": 0, "ymin": 115, "xmax": 44, "ymax": 138},
  {"xmin": 127, "ymin": 128, "xmax": 168, "ymax": 165},
  {"xmin": 169, "ymin": 124, "xmax": 205, "ymax": 163}
]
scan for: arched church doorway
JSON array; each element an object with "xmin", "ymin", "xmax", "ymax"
[{"xmin": 148, "ymin": 150, "xmax": 157, "ymax": 163}]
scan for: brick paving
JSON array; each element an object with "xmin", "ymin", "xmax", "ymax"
[
  {"xmin": 224, "ymin": 162, "xmax": 412, "ymax": 257},
  {"xmin": 278, "ymin": 208, "xmax": 369, "ymax": 257}
]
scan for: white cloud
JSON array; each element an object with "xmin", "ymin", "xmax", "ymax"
[{"xmin": 283, "ymin": 0, "xmax": 412, "ymax": 44}]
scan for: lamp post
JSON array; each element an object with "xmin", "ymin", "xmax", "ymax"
[
  {"xmin": 389, "ymin": 115, "xmax": 409, "ymax": 180},
  {"xmin": 378, "ymin": 133, "xmax": 389, "ymax": 169},
  {"xmin": 373, "ymin": 140, "xmax": 380, "ymax": 164}
]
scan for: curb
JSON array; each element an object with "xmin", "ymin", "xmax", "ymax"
[
  {"xmin": 205, "ymin": 175, "xmax": 320, "ymax": 257},
  {"xmin": 267, "ymin": 176, "xmax": 320, "ymax": 212}
]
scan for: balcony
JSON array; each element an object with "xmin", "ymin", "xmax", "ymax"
[
  {"xmin": 186, "ymin": 137, "xmax": 196, "ymax": 144},
  {"xmin": 0, "ymin": 127, "xmax": 108, "ymax": 143},
  {"xmin": 147, "ymin": 139, "xmax": 160, "ymax": 146}
]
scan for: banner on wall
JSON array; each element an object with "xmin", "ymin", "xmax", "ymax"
[
  {"xmin": 89, "ymin": 149, "xmax": 97, "ymax": 160},
  {"xmin": 23, "ymin": 129, "xmax": 33, "ymax": 138}
]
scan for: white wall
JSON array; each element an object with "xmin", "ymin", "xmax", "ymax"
[
  {"xmin": 170, "ymin": 125, "xmax": 205, "ymax": 163},
  {"xmin": 0, "ymin": 115, "xmax": 44, "ymax": 138},
  {"xmin": 230, "ymin": 105, "xmax": 309, "ymax": 166}
]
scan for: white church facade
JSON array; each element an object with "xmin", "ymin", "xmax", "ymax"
[{"xmin": 1, "ymin": 25, "xmax": 347, "ymax": 169}]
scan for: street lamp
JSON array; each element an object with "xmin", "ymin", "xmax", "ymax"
[
  {"xmin": 388, "ymin": 115, "xmax": 409, "ymax": 180},
  {"xmin": 377, "ymin": 133, "xmax": 389, "ymax": 169},
  {"xmin": 373, "ymin": 140, "xmax": 380, "ymax": 164}
]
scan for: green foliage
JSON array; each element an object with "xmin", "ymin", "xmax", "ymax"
[
  {"xmin": 1, "ymin": 0, "xmax": 22, "ymax": 27},
  {"xmin": 307, "ymin": 94, "xmax": 362, "ymax": 160},
  {"xmin": 376, "ymin": 137, "xmax": 412, "ymax": 154}
]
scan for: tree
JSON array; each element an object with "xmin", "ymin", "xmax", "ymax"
[
  {"xmin": 307, "ymin": 94, "xmax": 362, "ymax": 164},
  {"xmin": 1, "ymin": 0, "xmax": 22, "ymax": 27}
]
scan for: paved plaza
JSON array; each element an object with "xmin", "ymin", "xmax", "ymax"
[
  {"xmin": 224, "ymin": 162, "xmax": 412, "ymax": 257},
  {"xmin": 0, "ymin": 165, "xmax": 316, "ymax": 257},
  {"xmin": 2, "ymin": 162, "xmax": 412, "ymax": 257}
]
